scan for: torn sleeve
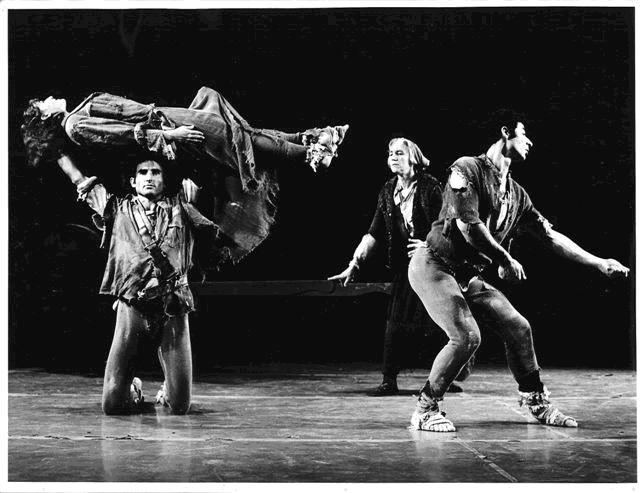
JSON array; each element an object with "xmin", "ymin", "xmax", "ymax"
[
  {"xmin": 517, "ymin": 189, "xmax": 554, "ymax": 239},
  {"xmin": 443, "ymin": 162, "xmax": 482, "ymax": 225}
]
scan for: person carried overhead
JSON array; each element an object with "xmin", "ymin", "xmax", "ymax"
[{"xmin": 22, "ymin": 86, "xmax": 348, "ymax": 266}]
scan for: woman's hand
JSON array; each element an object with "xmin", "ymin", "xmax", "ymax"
[
  {"xmin": 164, "ymin": 125, "xmax": 205, "ymax": 144},
  {"xmin": 328, "ymin": 262, "xmax": 358, "ymax": 286},
  {"xmin": 407, "ymin": 238, "xmax": 427, "ymax": 258}
]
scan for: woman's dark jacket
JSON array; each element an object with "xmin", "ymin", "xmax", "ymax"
[{"xmin": 367, "ymin": 170, "xmax": 443, "ymax": 272}]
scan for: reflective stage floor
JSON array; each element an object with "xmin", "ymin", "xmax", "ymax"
[{"xmin": 8, "ymin": 365, "xmax": 636, "ymax": 483}]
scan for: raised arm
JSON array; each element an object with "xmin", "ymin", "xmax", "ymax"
[{"xmin": 56, "ymin": 154, "xmax": 111, "ymax": 218}]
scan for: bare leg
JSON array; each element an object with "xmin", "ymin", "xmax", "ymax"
[
  {"xmin": 102, "ymin": 301, "xmax": 143, "ymax": 415},
  {"xmin": 157, "ymin": 313, "xmax": 192, "ymax": 414}
]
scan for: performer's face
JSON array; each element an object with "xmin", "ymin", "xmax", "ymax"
[
  {"xmin": 36, "ymin": 96, "xmax": 67, "ymax": 118},
  {"xmin": 387, "ymin": 140, "xmax": 413, "ymax": 175},
  {"xmin": 130, "ymin": 161, "xmax": 165, "ymax": 200},
  {"xmin": 504, "ymin": 122, "xmax": 533, "ymax": 162}
]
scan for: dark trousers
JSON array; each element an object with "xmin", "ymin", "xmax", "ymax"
[
  {"xmin": 408, "ymin": 248, "xmax": 539, "ymax": 397},
  {"xmin": 381, "ymin": 269, "xmax": 434, "ymax": 379},
  {"xmin": 381, "ymin": 321, "xmax": 411, "ymax": 379}
]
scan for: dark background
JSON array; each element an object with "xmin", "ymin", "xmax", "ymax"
[{"xmin": 8, "ymin": 8, "xmax": 635, "ymax": 373}]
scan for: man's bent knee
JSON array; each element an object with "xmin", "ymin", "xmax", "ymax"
[
  {"xmin": 170, "ymin": 401, "xmax": 191, "ymax": 415},
  {"xmin": 167, "ymin": 393, "xmax": 191, "ymax": 415},
  {"xmin": 450, "ymin": 327, "xmax": 481, "ymax": 355},
  {"xmin": 466, "ymin": 329, "xmax": 481, "ymax": 352},
  {"xmin": 506, "ymin": 315, "xmax": 533, "ymax": 342},
  {"xmin": 102, "ymin": 394, "xmax": 131, "ymax": 415},
  {"xmin": 163, "ymin": 382, "xmax": 191, "ymax": 415},
  {"xmin": 102, "ymin": 379, "xmax": 135, "ymax": 415}
]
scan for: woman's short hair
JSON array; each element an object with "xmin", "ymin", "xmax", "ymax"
[
  {"xmin": 388, "ymin": 137, "xmax": 430, "ymax": 169},
  {"xmin": 21, "ymin": 99, "xmax": 68, "ymax": 168}
]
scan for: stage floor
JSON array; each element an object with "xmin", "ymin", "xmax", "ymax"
[{"xmin": 8, "ymin": 365, "xmax": 636, "ymax": 483}]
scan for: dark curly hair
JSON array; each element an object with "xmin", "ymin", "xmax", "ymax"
[
  {"xmin": 21, "ymin": 99, "xmax": 68, "ymax": 167},
  {"xmin": 485, "ymin": 108, "xmax": 529, "ymax": 140}
]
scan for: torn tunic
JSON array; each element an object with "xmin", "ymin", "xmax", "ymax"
[
  {"xmin": 93, "ymin": 194, "xmax": 204, "ymax": 315},
  {"xmin": 426, "ymin": 154, "xmax": 552, "ymax": 280}
]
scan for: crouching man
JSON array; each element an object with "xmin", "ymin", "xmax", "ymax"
[{"xmin": 407, "ymin": 110, "xmax": 629, "ymax": 432}]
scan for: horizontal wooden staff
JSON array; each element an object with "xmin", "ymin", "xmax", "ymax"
[{"xmin": 191, "ymin": 280, "xmax": 392, "ymax": 296}]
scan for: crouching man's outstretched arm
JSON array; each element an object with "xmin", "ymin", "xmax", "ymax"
[{"xmin": 528, "ymin": 219, "xmax": 629, "ymax": 279}]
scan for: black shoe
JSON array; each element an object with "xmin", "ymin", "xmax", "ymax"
[{"xmin": 369, "ymin": 381, "xmax": 399, "ymax": 396}]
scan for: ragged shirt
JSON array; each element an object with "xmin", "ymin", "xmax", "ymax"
[
  {"xmin": 426, "ymin": 154, "xmax": 552, "ymax": 278},
  {"xmin": 99, "ymin": 194, "xmax": 194, "ymax": 311},
  {"xmin": 90, "ymin": 191, "xmax": 216, "ymax": 314}
]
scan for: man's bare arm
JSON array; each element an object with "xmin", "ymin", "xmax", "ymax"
[
  {"xmin": 456, "ymin": 219, "xmax": 526, "ymax": 282},
  {"xmin": 57, "ymin": 154, "xmax": 86, "ymax": 185},
  {"xmin": 57, "ymin": 154, "xmax": 111, "ymax": 217},
  {"xmin": 539, "ymin": 227, "xmax": 629, "ymax": 278}
]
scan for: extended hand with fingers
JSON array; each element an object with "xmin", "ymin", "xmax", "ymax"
[
  {"xmin": 328, "ymin": 261, "xmax": 358, "ymax": 286},
  {"xmin": 598, "ymin": 258, "xmax": 630, "ymax": 279},
  {"xmin": 498, "ymin": 255, "xmax": 527, "ymax": 283},
  {"xmin": 165, "ymin": 125, "xmax": 205, "ymax": 144}
]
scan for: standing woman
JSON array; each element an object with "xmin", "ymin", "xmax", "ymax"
[
  {"xmin": 330, "ymin": 138, "xmax": 473, "ymax": 395},
  {"xmin": 22, "ymin": 86, "xmax": 348, "ymax": 266}
]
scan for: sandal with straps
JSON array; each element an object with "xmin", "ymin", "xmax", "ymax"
[
  {"xmin": 519, "ymin": 387, "xmax": 578, "ymax": 428},
  {"xmin": 410, "ymin": 386, "xmax": 456, "ymax": 432},
  {"xmin": 410, "ymin": 410, "xmax": 456, "ymax": 432}
]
